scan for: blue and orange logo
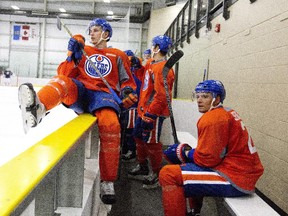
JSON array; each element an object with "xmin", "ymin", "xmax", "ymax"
[
  {"xmin": 85, "ymin": 54, "xmax": 112, "ymax": 78},
  {"xmin": 142, "ymin": 70, "xmax": 150, "ymax": 91}
]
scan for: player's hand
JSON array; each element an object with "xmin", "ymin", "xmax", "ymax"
[
  {"xmin": 67, "ymin": 34, "xmax": 85, "ymax": 63},
  {"xmin": 122, "ymin": 93, "xmax": 138, "ymax": 109},
  {"xmin": 163, "ymin": 143, "xmax": 193, "ymax": 164},
  {"xmin": 121, "ymin": 86, "xmax": 138, "ymax": 109}
]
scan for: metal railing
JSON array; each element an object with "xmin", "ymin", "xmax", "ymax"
[{"xmin": 165, "ymin": 0, "xmax": 258, "ymax": 53}]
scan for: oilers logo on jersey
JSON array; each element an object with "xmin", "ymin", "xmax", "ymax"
[
  {"xmin": 142, "ymin": 70, "xmax": 150, "ymax": 91},
  {"xmin": 85, "ymin": 54, "xmax": 112, "ymax": 78}
]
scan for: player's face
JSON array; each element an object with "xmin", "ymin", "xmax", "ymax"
[
  {"xmin": 196, "ymin": 92, "xmax": 213, "ymax": 113},
  {"xmin": 89, "ymin": 25, "xmax": 104, "ymax": 45},
  {"xmin": 144, "ymin": 54, "xmax": 151, "ymax": 60}
]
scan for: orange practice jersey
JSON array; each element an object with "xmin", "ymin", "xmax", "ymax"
[
  {"xmin": 137, "ymin": 59, "xmax": 175, "ymax": 117},
  {"xmin": 194, "ymin": 107, "xmax": 264, "ymax": 192},
  {"xmin": 57, "ymin": 46, "xmax": 136, "ymax": 94}
]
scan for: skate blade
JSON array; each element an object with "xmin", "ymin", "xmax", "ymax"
[
  {"xmin": 142, "ymin": 182, "xmax": 160, "ymax": 189},
  {"xmin": 21, "ymin": 111, "xmax": 36, "ymax": 134},
  {"xmin": 127, "ymin": 174, "xmax": 149, "ymax": 181}
]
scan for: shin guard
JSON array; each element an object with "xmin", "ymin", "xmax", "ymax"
[
  {"xmin": 147, "ymin": 142, "xmax": 163, "ymax": 173},
  {"xmin": 37, "ymin": 75, "xmax": 78, "ymax": 110},
  {"xmin": 159, "ymin": 165, "xmax": 186, "ymax": 216},
  {"xmin": 96, "ymin": 109, "xmax": 121, "ymax": 181}
]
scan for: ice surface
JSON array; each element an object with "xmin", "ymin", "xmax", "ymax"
[{"xmin": 0, "ymin": 86, "xmax": 77, "ymax": 166}]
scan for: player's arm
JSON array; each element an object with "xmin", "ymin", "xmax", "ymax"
[
  {"xmin": 193, "ymin": 120, "xmax": 229, "ymax": 167},
  {"xmin": 57, "ymin": 61, "xmax": 80, "ymax": 78},
  {"xmin": 146, "ymin": 66, "xmax": 174, "ymax": 116},
  {"xmin": 117, "ymin": 51, "xmax": 138, "ymax": 108},
  {"xmin": 118, "ymin": 51, "xmax": 137, "ymax": 89}
]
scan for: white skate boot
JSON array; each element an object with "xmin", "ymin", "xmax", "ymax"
[
  {"xmin": 100, "ymin": 181, "xmax": 116, "ymax": 204},
  {"xmin": 18, "ymin": 83, "xmax": 46, "ymax": 133}
]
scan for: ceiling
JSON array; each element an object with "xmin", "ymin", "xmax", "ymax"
[{"xmin": 0, "ymin": 0, "xmax": 158, "ymax": 23}]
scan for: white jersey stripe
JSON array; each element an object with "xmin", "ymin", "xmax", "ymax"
[
  {"xmin": 182, "ymin": 171, "xmax": 221, "ymax": 176},
  {"xmin": 184, "ymin": 180, "xmax": 230, "ymax": 185}
]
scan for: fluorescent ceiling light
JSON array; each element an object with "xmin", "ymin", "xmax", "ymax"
[
  {"xmin": 59, "ymin": 8, "xmax": 66, "ymax": 12},
  {"xmin": 11, "ymin": 5, "xmax": 20, "ymax": 10},
  {"xmin": 107, "ymin": 10, "xmax": 113, "ymax": 15},
  {"xmin": 104, "ymin": 0, "xmax": 110, "ymax": 3}
]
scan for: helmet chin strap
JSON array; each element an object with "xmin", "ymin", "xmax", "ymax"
[
  {"xmin": 93, "ymin": 31, "xmax": 110, "ymax": 46},
  {"xmin": 209, "ymin": 98, "xmax": 222, "ymax": 111},
  {"xmin": 152, "ymin": 48, "xmax": 160, "ymax": 58}
]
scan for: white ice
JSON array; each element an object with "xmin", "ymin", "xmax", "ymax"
[{"xmin": 0, "ymin": 86, "xmax": 77, "ymax": 167}]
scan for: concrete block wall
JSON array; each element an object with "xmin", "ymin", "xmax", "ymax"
[{"xmin": 168, "ymin": 0, "xmax": 288, "ymax": 212}]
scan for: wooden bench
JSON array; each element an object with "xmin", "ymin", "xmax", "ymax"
[{"xmin": 176, "ymin": 131, "xmax": 280, "ymax": 216}]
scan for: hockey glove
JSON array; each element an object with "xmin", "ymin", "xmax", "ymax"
[
  {"xmin": 141, "ymin": 112, "xmax": 157, "ymax": 131},
  {"xmin": 121, "ymin": 86, "xmax": 138, "ymax": 109},
  {"xmin": 163, "ymin": 143, "xmax": 193, "ymax": 164},
  {"xmin": 67, "ymin": 34, "xmax": 85, "ymax": 64}
]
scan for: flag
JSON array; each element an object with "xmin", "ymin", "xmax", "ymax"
[
  {"xmin": 13, "ymin": 25, "xmax": 21, "ymax": 40},
  {"xmin": 13, "ymin": 25, "xmax": 30, "ymax": 41},
  {"xmin": 21, "ymin": 25, "xmax": 30, "ymax": 40}
]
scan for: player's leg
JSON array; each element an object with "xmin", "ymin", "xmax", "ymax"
[
  {"xmin": 18, "ymin": 75, "xmax": 77, "ymax": 132},
  {"xmin": 142, "ymin": 116, "xmax": 166, "ymax": 189},
  {"xmin": 121, "ymin": 108, "xmax": 137, "ymax": 161},
  {"xmin": 121, "ymin": 128, "xmax": 137, "ymax": 161},
  {"xmin": 159, "ymin": 165, "xmax": 187, "ymax": 216},
  {"xmin": 128, "ymin": 137, "xmax": 150, "ymax": 179},
  {"xmin": 128, "ymin": 116, "xmax": 150, "ymax": 180},
  {"xmin": 142, "ymin": 142, "xmax": 163, "ymax": 189},
  {"xmin": 95, "ymin": 108, "xmax": 121, "ymax": 204},
  {"xmin": 183, "ymin": 166, "xmax": 246, "ymax": 214}
]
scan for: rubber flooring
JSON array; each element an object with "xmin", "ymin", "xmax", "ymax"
[{"xmin": 108, "ymin": 159, "xmax": 231, "ymax": 216}]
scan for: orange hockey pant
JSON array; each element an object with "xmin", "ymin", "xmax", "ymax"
[{"xmin": 135, "ymin": 137, "xmax": 163, "ymax": 173}]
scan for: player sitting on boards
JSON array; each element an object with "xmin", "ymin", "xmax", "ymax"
[{"xmin": 18, "ymin": 18, "xmax": 137, "ymax": 205}]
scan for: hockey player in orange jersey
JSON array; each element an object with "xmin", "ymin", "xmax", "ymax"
[
  {"xmin": 142, "ymin": 48, "xmax": 152, "ymax": 66},
  {"xmin": 18, "ymin": 18, "xmax": 137, "ymax": 205},
  {"xmin": 161, "ymin": 80, "xmax": 264, "ymax": 216},
  {"xmin": 128, "ymin": 35, "xmax": 175, "ymax": 189},
  {"xmin": 121, "ymin": 50, "xmax": 144, "ymax": 161}
]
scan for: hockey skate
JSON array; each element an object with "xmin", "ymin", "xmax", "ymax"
[
  {"xmin": 18, "ymin": 83, "xmax": 46, "ymax": 133},
  {"xmin": 142, "ymin": 172, "xmax": 159, "ymax": 189},
  {"xmin": 128, "ymin": 160, "xmax": 149, "ymax": 181},
  {"xmin": 100, "ymin": 181, "xmax": 116, "ymax": 204},
  {"xmin": 121, "ymin": 150, "xmax": 136, "ymax": 162},
  {"xmin": 186, "ymin": 209, "xmax": 201, "ymax": 216}
]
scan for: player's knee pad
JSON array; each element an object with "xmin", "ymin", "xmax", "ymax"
[
  {"xmin": 96, "ymin": 109, "xmax": 120, "ymax": 132},
  {"xmin": 159, "ymin": 165, "xmax": 182, "ymax": 186},
  {"xmin": 46, "ymin": 75, "xmax": 78, "ymax": 105}
]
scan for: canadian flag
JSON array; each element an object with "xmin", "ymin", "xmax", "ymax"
[{"xmin": 21, "ymin": 25, "xmax": 30, "ymax": 40}]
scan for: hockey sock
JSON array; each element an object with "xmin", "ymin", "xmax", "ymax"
[
  {"xmin": 159, "ymin": 165, "xmax": 186, "ymax": 216},
  {"xmin": 95, "ymin": 108, "xmax": 121, "ymax": 181},
  {"xmin": 135, "ymin": 137, "xmax": 149, "ymax": 164},
  {"xmin": 147, "ymin": 142, "xmax": 163, "ymax": 173}
]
